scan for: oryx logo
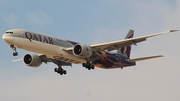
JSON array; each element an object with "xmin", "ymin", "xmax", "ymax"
[{"xmin": 120, "ymin": 46, "xmax": 131, "ymax": 58}]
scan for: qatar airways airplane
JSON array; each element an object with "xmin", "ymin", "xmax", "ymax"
[{"xmin": 2, "ymin": 29, "xmax": 178, "ymax": 75}]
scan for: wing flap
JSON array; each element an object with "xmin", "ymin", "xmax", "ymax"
[{"xmin": 126, "ymin": 55, "xmax": 163, "ymax": 62}]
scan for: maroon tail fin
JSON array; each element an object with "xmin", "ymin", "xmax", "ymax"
[{"xmin": 117, "ymin": 30, "xmax": 134, "ymax": 58}]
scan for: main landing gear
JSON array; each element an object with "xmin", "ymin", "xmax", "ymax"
[
  {"xmin": 82, "ymin": 62, "xmax": 95, "ymax": 70},
  {"xmin": 53, "ymin": 60, "xmax": 67, "ymax": 75},
  {"xmin": 54, "ymin": 68, "xmax": 67, "ymax": 75},
  {"xmin": 10, "ymin": 45, "xmax": 18, "ymax": 56}
]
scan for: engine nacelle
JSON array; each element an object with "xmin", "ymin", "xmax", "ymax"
[
  {"xmin": 23, "ymin": 53, "xmax": 42, "ymax": 67},
  {"xmin": 73, "ymin": 44, "xmax": 92, "ymax": 58}
]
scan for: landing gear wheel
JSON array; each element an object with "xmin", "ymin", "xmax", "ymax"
[
  {"xmin": 88, "ymin": 67, "xmax": 91, "ymax": 70},
  {"xmin": 83, "ymin": 62, "xmax": 95, "ymax": 70},
  {"xmin": 82, "ymin": 63, "xmax": 86, "ymax": 67},
  {"xmin": 13, "ymin": 52, "xmax": 18, "ymax": 56},
  {"xmin": 54, "ymin": 68, "xmax": 67, "ymax": 75},
  {"xmin": 63, "ymin": 70, "xmax": 67, "ymax": 74},
  {"xmin": 54, "ymin": 68, "xmax": 58, "ymax": 72},
  {"xmin": 91, "ymin": 65, "xmax": 95, "ymax": 69}
]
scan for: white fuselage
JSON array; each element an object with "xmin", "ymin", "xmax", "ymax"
[{"xmin": 2, "ymin": 29, "xmax": 86, "ymax": 64}]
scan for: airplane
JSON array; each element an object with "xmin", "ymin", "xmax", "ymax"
[{"xmin": 2, "ymin": 29, "xmax": 178, "ymax": 75}]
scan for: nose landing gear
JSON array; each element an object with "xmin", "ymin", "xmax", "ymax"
[{"xmin": 10, "ymin": 45, "xmax": 18, "ymax": 56}]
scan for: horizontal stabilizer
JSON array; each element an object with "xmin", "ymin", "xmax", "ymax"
[{"xmin": 127, "ymin": 55, "xmax": 163, "ymax": 62}]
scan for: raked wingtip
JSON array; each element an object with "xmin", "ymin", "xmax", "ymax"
[{"xmin": 170, "ymin": 30, "xmax": 179, "ymax": 32}]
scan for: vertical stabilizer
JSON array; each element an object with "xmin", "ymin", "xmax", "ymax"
[{"xmin": 117, "ymin": 30, "xmax": 134, "ymax": 58}]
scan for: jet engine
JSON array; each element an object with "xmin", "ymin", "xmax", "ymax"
[
  {"xmin": 73, "ymin": 44, "xmax": 92, "ymax": 58},
  {"xmin": 23, "ymin": 53, "xmax": 42, "ymax": 67}
]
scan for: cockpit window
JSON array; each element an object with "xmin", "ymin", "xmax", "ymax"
[{"xmin": 6, "ymin": 32, "xmax": 13, "ymax": 34}]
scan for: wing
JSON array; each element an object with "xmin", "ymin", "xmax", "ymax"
[
  {"xmin": 12, "ymin": 54, "xmax": 72, "ymax": 66},
  {"xmin": 89, "ymin": 30, "xmax": 178, "ymax": 52},
  {"xmin": 39, "ymin": 55, "xmax": 72, "ymax": 66}
]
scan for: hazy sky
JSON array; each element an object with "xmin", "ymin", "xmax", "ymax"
[{"xmin": 0, "ymin": 0, "xmax": 180, "ymax": 101}]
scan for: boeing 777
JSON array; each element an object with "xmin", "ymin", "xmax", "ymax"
[{"xmin": 2, "ymin": 29, "xmax": 178, "ymax": 75}]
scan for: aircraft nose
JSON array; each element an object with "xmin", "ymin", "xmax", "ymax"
[
  {"xmin": 2, "ymin": 34, "xmax": 14, "ymax": 45},
  {"xmin": 2, "ymin": 34, "xmax": 7, "ymax": 41}
]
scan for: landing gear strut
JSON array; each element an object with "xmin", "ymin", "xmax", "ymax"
[
  {"xmin": 53, "ymin": 60, "xmax": 67, "ymax": 75},
  {"xmin": 82, "ymin": 62, "xmax": 95, "ymax": 70},
  {"xmin": 10, "ymin": 45, "xmax": 18, "ymax": 56}
]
